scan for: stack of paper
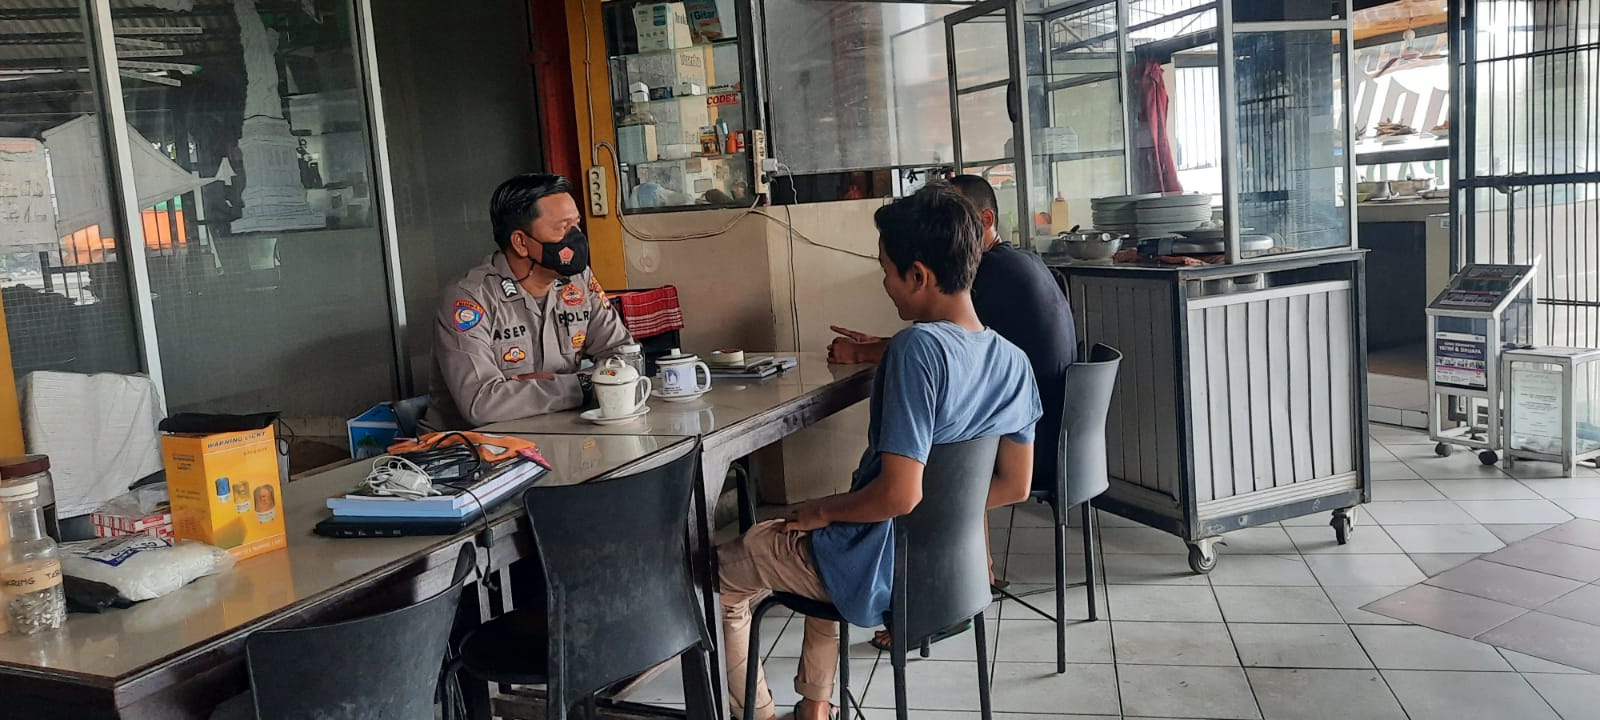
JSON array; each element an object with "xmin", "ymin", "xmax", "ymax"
[{"xmin": 326, "ymin": 460, "xmax": 547, "ymax": 520}]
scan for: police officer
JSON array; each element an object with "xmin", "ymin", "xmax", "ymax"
[{"xmin": 424, "ymin": 174, "xmax": 634, "ymax": 430}]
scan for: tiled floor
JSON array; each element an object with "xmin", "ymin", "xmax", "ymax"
[{"xmin": 630, "ymin": 426, "xmax": 1600, "ymax": 719}]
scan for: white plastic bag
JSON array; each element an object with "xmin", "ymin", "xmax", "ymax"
[{"xmin": 60, "ymin": 536, "xmax": 232, "ymax": 602}]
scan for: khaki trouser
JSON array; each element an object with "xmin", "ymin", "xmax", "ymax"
[{"xmin": 719, "ymin": 520, "xmax": 838, "ymax": 720}]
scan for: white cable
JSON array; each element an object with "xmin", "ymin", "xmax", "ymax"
[{"xmin": 364, "ymin": 455, "xmax": 439, "ymax": 499}]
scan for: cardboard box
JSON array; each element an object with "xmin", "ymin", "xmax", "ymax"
[
  {"xmin": 91, "ymin": 505, "xmax": 174, "ymax": 542},
  {"xmin": 347, "ymin": 403, "xmax": 401, "ymax": 459},
  {"xmin": 619, "ymin": 124, "xmax": 660, "ymax": 165},
  {"xmin": 633, "ymin": 2, "xmax": 694, "ymax": 51},
  {"xmin": 649, "ymin": 95, "xmax": 711, "ymax": 147},
  {"xmin": 163, "ymin": 427, "xmax": 286, "ymax": 561},
  {"xmin": 624, "ymin": 49, "xmax": 707, "ymax": 96}
]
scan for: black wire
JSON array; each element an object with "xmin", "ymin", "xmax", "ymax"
[{"xmin": 427, "ymin": 432, "xmax": 496, "ymax": 593}]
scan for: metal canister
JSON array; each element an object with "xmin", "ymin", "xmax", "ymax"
[{"xmin": 0, "ymin": 456, "xmax": 58, "ymax": 542}]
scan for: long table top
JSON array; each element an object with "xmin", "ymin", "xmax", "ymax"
[
  {"xmin": 0, "ymin": 433, "xmax": 692, "ymax": 692},
  {"xmin": 481, "ymin": 353, "xmax": 874, "ymax": 441}
]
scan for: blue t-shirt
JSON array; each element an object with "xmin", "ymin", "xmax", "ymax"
[{"xmin": 809, "ymin": 321, "xmax": 1041, "ymax": 627}]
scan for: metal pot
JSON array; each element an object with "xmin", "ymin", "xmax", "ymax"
[{"xmin": 1053, "ymin": 230, "xmax": 1126, "ymax": 261}]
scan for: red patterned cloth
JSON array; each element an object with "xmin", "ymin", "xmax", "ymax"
[{"xmin": 611, "ymin": 285, "xmax": 686, "ymax": 339}]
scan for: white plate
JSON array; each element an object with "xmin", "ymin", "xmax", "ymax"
[
  {"xmin": 651, "ymin": 389, "xmax": 708, "ymax": 403},
  {"xmin": 580, "ymin": 406, "xmax": 651, "ymax": 425}
]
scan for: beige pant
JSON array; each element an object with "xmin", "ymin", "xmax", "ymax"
[{"xmin": 719, "ymin": 520, "xmax": 838, "ymax": 720}]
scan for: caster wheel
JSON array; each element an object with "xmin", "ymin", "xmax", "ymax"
[
  {"xmin": 1434, "ymin": 443, "xmax": 1453, "ymax": 457},
  {"xmin": 1187, "ymin": 542, "xmax": 1217, "ymax": 574},
  {"xmin": 1479, "ymin": 450, "xmax": 1499, "ymax": 466},
  {"xmin": 1333, "ymin": 516, "xmax": 1353, "ymax": 545}
]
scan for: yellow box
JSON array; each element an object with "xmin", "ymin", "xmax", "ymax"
[{"xmin": 162, "ymin": 428, "xmax": 286, "ymax": 561}]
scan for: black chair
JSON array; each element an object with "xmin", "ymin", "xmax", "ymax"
[
  {"xmin": 450, "ymin": 441, "xmax": 716, "ymax": 720},
  {"xmin": 744, "ymin": 436, "xmax": 1003, "ymax": 720},
  {"xmin": 998, "ymin": 343, "xmax": 1122, "ymax": 673},
  {"xmin": 214, "ymin": 542, "xmax": 478, "ymax": 720}
]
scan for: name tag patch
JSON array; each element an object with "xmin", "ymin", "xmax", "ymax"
[{"xmin": 493, "ymin": 325, "xmax": 527, "ymax": 341}]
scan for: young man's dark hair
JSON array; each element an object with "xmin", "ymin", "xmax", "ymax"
[
  {"xmin": 873, "ymin": 184, "xmax": 983, "ymax": 294},
  {"xmin": 490, "ymin": 173, "xmax": 573, "ymax": 251},
  {"xmin": 946, "ymin": 174, "xmax": 999, "ymax": 217}
]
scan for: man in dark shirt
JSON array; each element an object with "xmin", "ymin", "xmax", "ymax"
[{"xmin": 830, "ymin": 173, "xmax": 1079, "ymax": 543}]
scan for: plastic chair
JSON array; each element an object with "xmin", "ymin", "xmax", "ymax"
[
  {"xmin": 450, "ymin": 440, "xmax": 716, "ymax": 720},
  {"xmin": 215, "ymin": 542, "xmax": 477, "ymax": 720},
  {"xmin": 997, "ymin": 343, "xmax": 1122, "ymax": 674},
  {"xmin": 744, "ymin": 436, "xmax": 1003, "ymax": 720}
]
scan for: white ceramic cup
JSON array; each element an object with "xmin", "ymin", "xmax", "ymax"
[
  {"xmin": 592, "ymin": 357, "xmax": 652, "ymax": 418},
  {"xmin": 658, "ymin": 349, "xmax": 713, "ymax": 396},
  {"xmin": 595, "ymin": 376, "xmax": 651, "ymax": 418}
]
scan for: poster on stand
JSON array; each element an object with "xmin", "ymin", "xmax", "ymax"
[
  {"xmin": 0, "ymin": 138, "xmax": 58, "ymax": 252},
  {"xmin": 1510, "ymin": 366, "xmax": 1564, "ymax": 455},
  {"xmin": 1434, "ymin": 331, "xmax": 1489, "ymax": 390}
]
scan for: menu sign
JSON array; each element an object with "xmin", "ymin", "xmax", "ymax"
[
  {"xmin": 1434, "ymin": 331, "xmax": 1489, "ymax": 390},
  {"xmin": 1431, "ymin": 264, "xmax": 1532, "ymax": 312}
]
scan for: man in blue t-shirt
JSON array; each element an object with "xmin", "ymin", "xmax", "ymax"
[{"xmin": 719, "ymin": 185, "xmax": 1042, "ymax": 720}]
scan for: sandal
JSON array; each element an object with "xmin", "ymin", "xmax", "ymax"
[{"xmin": 868, "ymin": 618, "xmax": 973, "ymax": 652}]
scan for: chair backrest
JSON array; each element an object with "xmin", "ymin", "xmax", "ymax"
[
  {"xmin": 392, "ymin": 396, "xmax": 431, "ymax": 438},
  {"xmin": 244, "ymin": 543, "xmax": 477, "ymax": 720},
  {"xmin": 524, "ymin": 440, "xmax": 707, "ymax": 716},
  {"xmin": 891, "ymin": 435, "xmax": 1002, "ymax": 648},
  {"xmin": 1057, "ymin": 343, "xmax": 1122, "ymax": 508}
]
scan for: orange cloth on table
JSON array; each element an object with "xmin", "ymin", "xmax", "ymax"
[{"xmin": 388, "ymin": 432, "xmax": 537, "ymax": 463}]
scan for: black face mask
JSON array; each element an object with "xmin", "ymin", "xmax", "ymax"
[{"xmin": 535, "ymin": 228, "xmax": 590, "ymax": 278}]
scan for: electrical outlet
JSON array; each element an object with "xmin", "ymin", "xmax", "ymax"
[
  {"xmin": 587, "ymin": 166, "xmax": 609, "ymax": 216},
  {"xmin": 749, "ymin": 129, "xmax": 771, "ymax": 195}
]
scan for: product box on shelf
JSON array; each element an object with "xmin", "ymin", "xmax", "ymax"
[
  {"xmin": 649, "ymin": 95, "xmax": 711, "ymax": 147},
  {"xmin": 91, "ymin": 506, "xmax": 174, "ymax": 542},
  {"xmin": 619, "ymin": 124, "xmax": 661, "ymax": 165},
  {"xmin": 633, "ymin": 2, "xmax": 694, "ymax": 51},
  {"xmin": 625, "ymin": 48, "xmax": 707, "ymax": 97},
  {"xmin": 162, "ymin": 427, "xmax": 286, "ymax": 561}
]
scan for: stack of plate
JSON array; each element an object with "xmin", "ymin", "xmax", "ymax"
[
  {"xmin": 1134, "ymin": 193, "xmax": 1212, "ymax": 237},
  {"xmin": 1089, "ymin": 193, "xmax": 1159, "ymax": 235}
]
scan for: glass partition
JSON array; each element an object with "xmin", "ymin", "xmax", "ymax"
[
  {"xmin": 0, "ymin": 0, "xmax": 142, "ymax": 378},
  {"xmin": 109, "ymin": 0, "xmax": 399, "ymax": 416},
  {"xmin": 1230, "ymin": 29, "xmax": 1350, "ymax": 256}
]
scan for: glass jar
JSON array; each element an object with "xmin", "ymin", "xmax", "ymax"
[
  {"xmin": 0, "ymin": 480, "xmax": 66, "ymax": 635},
  {"xmin": 0, "ymin": 456, "xmax": 58, "ymax": 542},
  {"xmin": 616, "ymin": 342, "xmax": 647, "ymax": 378}
]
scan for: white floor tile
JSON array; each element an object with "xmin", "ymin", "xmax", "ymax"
[
  {"xmin": 1117, "ymin": 665, "xmax": 1260, "ymax": 720},
  {"xmin": 993, "ymin": 618, "xmax": 1114, "ymax": 665},
  {"xmin": 1383, "ymin": 524, "xmax": 1506, "ymax": 554},
  {"xmin": 1207, "ymin": 554, "xmax": 1319, "ymax": 587},
  {"xmin": 1246, "ymin": 668, "xmax": 1407, "ymax": 720},
  {"xmin": 988, "ymin": 662, "xmax": 1122, "ymax": 716},
  {"xmin": 1111, "ymin": 621, "xmax": 1239, "ymax": 666},
  {"xmin": 1428, "ymin": 477, "xmax": 1541, "ymax": 500},
  {"xmin": 1105, "ymin": 585, "xmax": 1223, "ymax": 622},
  {"xmin": 1214, "ymin": 586, "xmax": 1345, "ymax": 624},
  {"xmin": 1456, "ymin": 499, "xmax": 1575, "ymax": 525},
  {"xmin": 1522, "ymin": 673, "xmax": 1600, "ymax": 720},
  {"xmin": 1352, "ymin": 624, "xmax": 1514, "ymax": 671},
  {"xmin": 1286, "ymin": 523, "xmax": 1403, "ymax": 554},
  {"xmin": 1305, "ymin": 554, "xmax": 1427, "ymax": 586},
  {"xmin": 1382, "ymin": 670, "xmax": 1560, "ymax": 720},
  {"xmin": 1365, "ymin": 501, "xmax": 1477, "ymax": 526},
  {"xmin": 1229, "ymin": 623, "xmax": 1372, "ymax": 669}
]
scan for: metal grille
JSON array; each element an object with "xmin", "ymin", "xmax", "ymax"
[{"xmin": 1455, "ymin": 0, "xmax": 1600, "ymax": 347}]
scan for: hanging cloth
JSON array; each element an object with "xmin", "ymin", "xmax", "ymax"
[{"xmin": 1136, "ymin": 58, "xmax": 1183, "ymax": 194}]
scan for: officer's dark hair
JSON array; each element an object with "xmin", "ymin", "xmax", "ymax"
[
  {"xmin": 490, "ymin": 173, "xmax": 573, "ymax": 250},
  {"xmin": 874, "ymin": 184, "xmax": 982, "ymax": 295},
  {"xmin": 948, "ymin": 174, "xmax": 999, "ymax": 217}
]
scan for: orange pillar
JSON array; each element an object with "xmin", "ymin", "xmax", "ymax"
[
  {"xmin": 0, "ymin": 294, "xmax": 27, "ymax": 456},
  {"xmin": 564, "ymin": 0, "xmax": 627, "ymax": 290}
]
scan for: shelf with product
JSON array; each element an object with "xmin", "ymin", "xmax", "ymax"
[{"xmin": 603, "ymin": 0, "xmax": 761, "ymax": 212}]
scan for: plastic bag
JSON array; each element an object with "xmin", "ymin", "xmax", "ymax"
[
  {"xmin": 94, "ymin": 483, "xmax": 169, "ymax": 519},
  {"xmin": 60, "ymin": 536, "xmax": 233, "ymax": 602}
]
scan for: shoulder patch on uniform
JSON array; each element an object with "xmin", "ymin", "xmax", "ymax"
[
  {"xmin": 571, "ymin": 332, "xmax": 587, "ymax": 350},
  {"xmin": 453, "ymin": 299, "xmax": 485, "ymax": 332},
  {"xmin": 560, "ymin": 283, "xmax": 585, "ymax": 307},
  {"xmin": 500, "ymin": 278, "xmax": 520, "ymax": 299},
  {"xmin": 588, "ymin": 276, "xmax": 607, "ymax": 302}
]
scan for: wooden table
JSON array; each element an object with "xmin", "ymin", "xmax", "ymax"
[
  {"xmin": 479, "ymin": 352, "xmax": 875, "ymax": 716},
  {"xmin": 0, "ymin": 433, "xmax": 692, "ymax": 720}
]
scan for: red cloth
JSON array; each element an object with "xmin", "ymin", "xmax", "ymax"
[
  {"xmin": 1136, "ymin": 59, "xmax": 1183, "ymax": 194},
  {"xmin": 611, "ymin": 285, "xmax": 686, "ymax": 339}
]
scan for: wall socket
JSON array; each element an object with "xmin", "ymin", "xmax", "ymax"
[
  {"xmin": 587, "ymin": 166, "xmax": 609, "ymax": 216},
  {"xmin": 749, "ymin": 129, "xmax": 770, "ymax": 196}
]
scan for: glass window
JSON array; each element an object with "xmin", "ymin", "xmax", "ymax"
[
  {"xmin": 0, "ymin": 1, "xmax": 142, "ymax": 378},
  {"xmin": 1232, "ymin": 0, "xmax": 1344, "ymax": 23},
  {"xmin": 764, "ymin": 0, "xmax": 962, "ymax": 175},
  {"xmin": 1231, "ymin": 30, "xmax": 1350, "ymax": 255},
  {"xmin": 109, "ymin": 0, "xmax": 398, "ymax": 418}
]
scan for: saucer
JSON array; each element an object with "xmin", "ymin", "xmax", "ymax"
[
  {"xmin": 652, "ymin": 389, "xmax": 709, "ymax": 403},
  {"xmin": 580, "ymin": 406, "xmax": 651, "ymax": 425}
]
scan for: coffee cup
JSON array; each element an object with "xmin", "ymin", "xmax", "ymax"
[
  {"xmin": 592, "ymin": 357, "xmax": 651, "ymax": 418},
  {"xmin": 658, "ymin": 348, "xmax": 712, "ymax": 396}
]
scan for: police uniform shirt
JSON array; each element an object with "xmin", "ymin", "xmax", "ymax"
[{"xmin": 426, "ymin": 252, "xmax": 633, "ymax": 429}]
